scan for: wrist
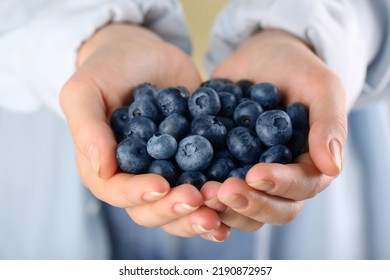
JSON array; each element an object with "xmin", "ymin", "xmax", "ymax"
[{"xmin": 77, "ymin": 23, "xmax": 163, "ymax": 66}]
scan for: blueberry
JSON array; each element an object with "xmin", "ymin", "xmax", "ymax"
[
  {"xmin": 148, "ymin": 159, "xmax": 177, "ymax": 186},
  {"xmin": 216, "ymin": 117, "xmax": 235, "ymax": 132},
  {"xmin": 201, "ymin": 78, "xmax": 232, "ymax": 92},
  {"xmin": 236, "ymin": 79, "xmax": 254, "ymax": 98},
  {"xmin": 259, "ymin": 145, "xmax": 293, "ymax": 164},
  {"xmin": 187, "ymin": 87, "xmax": 221, "ymax": 118},
  {"xmin": 124, "ymin": 116, "xmax": 157, "ymax": 142},
  {"xmin": 158, "ymin": 113, "xmax": 190, "ymax": 141},
  {"xmin": 133, "ymin": 83, "xmax": 159, "ymax": 102},
  {"xmin": 190, "ymin": 115, "xmax": 227, "ymax": 145},
  {"xmin": 176, "ymin": 171, "xmax": 207, "ymax": 190},
  {"xmin": 116, "ymin": 137, "xmax": 152, "ymax": 174},
  {"xmin": 214, "ymin": 148, "xmax": 236, "ymax": 161},
  {"xmin": 218, "ymin": 83, "xmax": 243, "ymax": 101},
  {"xmin": 228, "ymin": 165, "xmax": 251, "ymax": 179},
  {"xmin": 218, "ymin": 91, "xmax": 237, "ymax": 118},
  {"xmin": 233, "ymin": 100, "xmax": 263, "ymax": 129},
  {"xmin": 175, "ymin": 135, "xmax": 213, "ymax": 171},
  {"xmin": 286, "ymin": 102, "xmax": 309, "ymax": 130},
  {"xmin": 256, "ymin": 110, "xmax": 293, "ymax": 146},
  {"xmin": 110, "ymin": 106, "xmax": 130, "ymax": 142},
  {"xmin": 250, "ymin": 82, "xmax": 281, "ymax": 110},
  {"xmin": 156, "ymin": 87, "xmax": 187, "ymax": 117},
  {"xmin": 207, "ymin": 157, "xmax": 236, "ymax": 182},
  {"xmin": 147, "ymin": 133, "xmax": 178, "ymax": 159},
  {"xmin": 176, "ymin": 86, "xmax": 190, "ymax": 99},
  {"xmin": 227, "ymin": 127, "xmax": 262, "ymax": 163},
  {"xmin": 287, "ymin": 128, "xmax": 308, "ymax": 158},
  {"xmin": 128, "ymin": 99, "xmax": 161, "ymax": 123}
]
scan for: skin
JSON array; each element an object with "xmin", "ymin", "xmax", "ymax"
[{"xmin": 61, "ymin": 24, "xmax": 347, "ymax": 241}]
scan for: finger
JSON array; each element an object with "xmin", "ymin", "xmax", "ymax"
[
  {"xmin": 126, "ymin": 184, "xmax": 203, "ymax": 228},
  {"xmin": 160, "ymin": 206, "xmax": 221, "ymax": 237},
  {"xmin": 200, "ymin": 223, "xmax": 231, "ymax": 242},
  {"xmin": 202, "ymin": 181, "xmax": 264, "ymax": 232},
  {"xmin": 76, "ymin": 150, "xmax": 170, "ymax": 207},
  {"xmin": 60, "ymin": 74, "xmax": 118, "ymax": 179},
  {"xmin": 201, "ymin": 181, "xmax": 227, "ymax": 212},
  {"xmin": 218, "ymin": 178, "xmax": 304, "ymax": 226},
  {"xmin": 218, "ymin": 207, "xmax": 264, "ymax": 232},
  {"xmin": 245, "ymin": 153, "xmax": 333, "ymax": 200}
]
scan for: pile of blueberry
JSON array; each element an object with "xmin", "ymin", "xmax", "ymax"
[{"xmin": 110, "ymin": 78, "xmax": 308, "ymax": 189}]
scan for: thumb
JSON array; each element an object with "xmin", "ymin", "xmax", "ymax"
[
  {"xmin": 307, "ymin": 78, "xmax": 348, "ymax": 177},
  {"xmin": 60, "ymin": 75, "xmax": 118, "ymax": 179}
]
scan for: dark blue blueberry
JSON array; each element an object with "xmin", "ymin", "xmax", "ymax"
[
  {"xmin": 287, "ymin": 128, "xmax": 308, "ymax": 158},
  {"xmin": 116, "ymin": 137, "xmax": 152, "ymax": 174},
  {"xmin": 216, "ymin": 117, "xmax": 235, "ymax": 132},
  {"xmin": 148, "ymin": 159, "xmax": 177, "ymax": 186},
  {"xmin": 156, "ymin": 87, "xmax": 187, "ymax": 117},
  {"xmin": 250, "ymin": 82, "xmax": 281, "ymax": 110},
  {"xmin": 201, "ymin": 78, "xmax": 232, "ymax": 92},
  {"xmin": 256, "ymin": 110, "xmax": 293, "ymax": 146},
  {"xmin": 207, "ymin": 157, "xmax": 236, "ymax": 182},
  {"xmin": 236, "ymin": 79, "xmax": 254, "ymax": 98},
  {"xmin": 286, "ymin": 102, "xmax": 309, "ymax": 130},
  {"xmin": 124, "ymin": 116, "xmax": 157, "ymax": 142},
  {"xmin": 218, "ymin": 91, "xmax": 237, "ymax": 118},
  {"xmin": 175, "ymin": 135, "xmax": 213, "ymax": 171},
  {"xmin": 176, "ymin": 171, "xmax": 207, "ymax": 190},
  {"xmin": 158, "ymin": 113, "xmax": 190, "ymax": 141},
  {"xmin": 214, "ymin": 148, "xmax": 236, "ymax": 161},
  {"xmin": 233, "ymin": 100, "xmax": 263, "ymax": 129},
  {"xmin": 176, "ymin": 86, "xmax": 190, "ymax": 99},
  {"xmin": 147, "ymin": 133, "xmax": 178, "ymax": 159},
  {"xmin": 190, "ymin": 115, "xmax": 227, "ymax": 145},
  {"xmin": 218, "ymin": 83, "xmax": 243, "ymax": 101},
  {"xmin": 128, "ymin": 99, "xmax": 161, "ymax": 123},
  {"xmin": 228, "ymin": 165, "xmax": 252, "ymax": 179},
  {"xmin": 259, "ymin": 145, "xmax": 293, "ymax": 164},
  {"xmin": 110, "ymin": 106, "xmax": 130, "ymax": 142},
  {"xmin": 133, "ymin": 83, "xmax": 159, "ymax": 102},
  {"xmin": 187, "ymin": 87, "xmax": 221, "ymax": 118},
  {"xmin": 227, "ymin": 127, "xmax": 262, "ymax": 163}
]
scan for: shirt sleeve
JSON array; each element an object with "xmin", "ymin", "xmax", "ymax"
[
  {"xmin": 205, "ymin": 0, "xmax": 385, "ymax": 112},
  {"xmin": 0, "ymin": 0, "xmax": 191, "ymax": 116}
]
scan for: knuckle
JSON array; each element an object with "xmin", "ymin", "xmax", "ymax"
[{"xmin": 306, "ymin": 174, "xmax": 332, "ymax": 199}]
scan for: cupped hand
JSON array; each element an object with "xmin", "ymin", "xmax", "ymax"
[
  {"xmin": 202, "ymin": 29, "xmax": 347, "ymax": 231},
  {"xmin": 60, "ymin": 23, "xmax": 229, "ymax": 241}
]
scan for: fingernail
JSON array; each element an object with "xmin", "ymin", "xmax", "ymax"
[
  {"xmin": 329, "ymin": 138, "xmax": 342, "ymax": 172},
  {"xmin": 88, "ymin": 144, "xmax": 100, "ymax": 177},
  {"xmin": 221, "ymin": 194, "xmax": 248, "ymax": 210},
  {"xmin": 192, "ymin": 224, "xmax": 212, "ymax": 234},
  {"xmin": 248, "ymin": 180, "xmax": 274, "ymax": 192},
  {"xmin": 173, "ymin": 203, "xmax": 198, "ymax": 215},
  {"xmin": 202, "ymin": 233, "xmax": 226, "ymax": 243},
  {"xmin": 143, "ymin": 191, "xmax": 168, "ymax": 202}
]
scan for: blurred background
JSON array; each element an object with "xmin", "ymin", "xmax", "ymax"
[{"xmin": 180, "ymin": 0, "xmax": 228, "ymax": 80}]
